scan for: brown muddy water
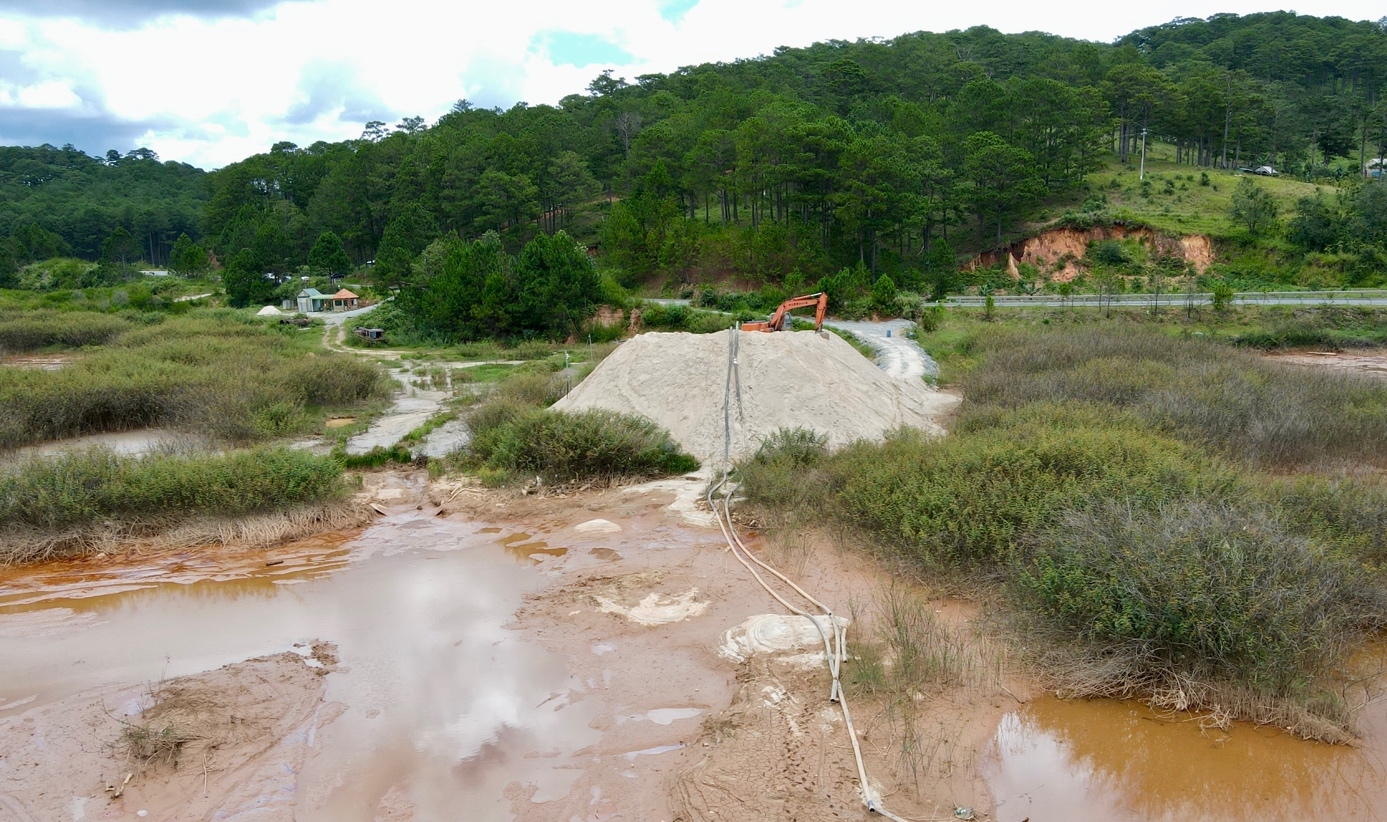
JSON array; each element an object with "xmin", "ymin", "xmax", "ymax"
[
  {"xmin": 4, "ymin": 499, "xmax": 1386, "ymax": 820},
  {"xmin": 0, "ymin": 514, "xmax": 647, "ymax": 820},
  {"xmin": 984, "ymin": 692, "xmax": 1387, "ymax": 821}
]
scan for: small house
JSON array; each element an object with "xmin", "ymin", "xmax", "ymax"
[
  {"xmin": 296, "ymin": 288, "xmax": 329, "ymax": 313},
  {"xmin": 330, "ymin": 289, "xmax": 360, "ymax": 311}
]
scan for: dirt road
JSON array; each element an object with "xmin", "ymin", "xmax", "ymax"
[{"xmin": 823, "ymin": 318, "xmax": 941, "ymax": 381}]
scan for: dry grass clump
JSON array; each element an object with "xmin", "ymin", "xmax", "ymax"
[
  {"xmin": 1, "ymin": 501, "xmax": 370, "ymax": 565},
  {"xmin": 849, "ymin": 588, "xmax": 985, "ymax": 697},
  {"xmin": 962, "ymin": 325, "xmax": 1387, "ymax": 469},
  {"xmin": 0, "ymin": 309, "xmax": 133, "ymax": 352},
  {"xmin": 118, "ymin": 717, "xmax": 202, "ymax": 769},
  {"xmin": 0, "ymin": 310, "xmax": 389, "ymax": 448},
  {"xmin": 846, "ymin": 587, "xmax": 1002, "ymax": 790}
]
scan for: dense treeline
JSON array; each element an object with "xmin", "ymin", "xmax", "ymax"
[
  {"xmin": 193, "ymin": 12, "xmax": 1387, "ymax": 294},
  {"xmin": 3, "ymin": 12, "xmax": 1387, "ymax": 309},
  {"xmin": 1119, "ymin": 14, "xmax": 1387, "ymax": 168},
  {"xmin": 0, "ymin": 146, "xmax": 207, "ymax": 278}
]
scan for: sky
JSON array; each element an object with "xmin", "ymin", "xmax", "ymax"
[{"xmin": 0, "ymin": 0, "xmax": 1383, "ymax": 169}]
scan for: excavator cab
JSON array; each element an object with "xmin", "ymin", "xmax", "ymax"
[{"xmin": 742, "ymin": 292, "xmax": 828, "ymax": 333}]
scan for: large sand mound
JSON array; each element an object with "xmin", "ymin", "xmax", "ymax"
[{"xmin": 553, "ymin": 329, "xmax": 959, "ymax": 466}]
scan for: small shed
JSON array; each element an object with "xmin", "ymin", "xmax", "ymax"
[
  {"xmin": 296, "ymin": 288, "xmax": 329, "ymax": 313},
  {"xmin": 330, "ymin": 289, "xmax": 360, "ymax": 311}
]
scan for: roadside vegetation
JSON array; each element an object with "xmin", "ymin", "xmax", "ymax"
[{"xmin": 738, "ymin": 322, "xmax": 1387, "ymax": 742}]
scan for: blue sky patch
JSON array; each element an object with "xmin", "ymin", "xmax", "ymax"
[
  {"xmin": 658, "ymin": 0, "xmax": 699, "ymax": 23},
  {"xmin": 534, "ymin": 31, "xmax": 634, "ymax": 67}
]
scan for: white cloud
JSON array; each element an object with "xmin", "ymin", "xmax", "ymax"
[
  {"xmin": 2, "ymin": 0, "xmax": 1385, "ymax": 167},
  {"xmin": 11, "ymin": 79, "xmax": 82, "ymax": 109}
]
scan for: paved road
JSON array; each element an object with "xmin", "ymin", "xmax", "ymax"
[
  {"xmin": 944, "ymin": 290, "xmax": 1387, "ymax": 308},
  {"xmin": 822, "ymin": 319, "xmax": 940, "ymax": 382}
]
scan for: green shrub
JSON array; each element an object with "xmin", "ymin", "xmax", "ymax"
[
  {"xmin": 737, "ymin": 428, "xmax": 830, "ymax": 510},
  {"xmin": 339, "ymin": 444, "xmax": 415, "ymax": 469},
  {"xmin": 0, "ymin": 447, "xmax": 346, "ymax": 529},
  {"xmin": 752, "ymin": 427, "xmax": 829, "ymax": 466},
  {"xmin": 805, "ymin": 407, "xmax": 1233, "ymax": 568},
  {"xmin": 469, "ymin": 407, "xmax": 698, "ymax": 483},
  {"xmin": 1266, "ymin": 475, "xmax": 1387, "ymax": 571},
  {"xmin": 1021, "ymin": 501, "xmax": 1385, "ymax": 692}
]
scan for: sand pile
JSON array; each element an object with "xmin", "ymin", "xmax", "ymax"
[{"xmin": 553, "ymin": 329, "xmax": 959, "ymax": 465}]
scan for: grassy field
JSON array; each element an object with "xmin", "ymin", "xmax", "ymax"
[
  {"xmin": 921, "ymin": 303, "xmax": 1387, "ymax": 385},
  {"xmin": 1080, "ymin": 146, "xmax": 1335, "ymax": 240},
  {"xmin": 0, "ymin": 309, "xmax": 390, "ymax": 448},
  {"xmin": 740, "ymin": 319, "xmax": 1387, "ymax": 741}
]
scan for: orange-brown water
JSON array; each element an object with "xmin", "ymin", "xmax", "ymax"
[
  {"xmin": 984, "ymin": 694, "xmax": 1387, "ymax": 821},
  {"xmin": 0, "ymin": 515, "xmax": 614, "ymax": 820},
  {"xmin": 6, "ymin": 508, "xmax": 1386, "ymax": 820}
]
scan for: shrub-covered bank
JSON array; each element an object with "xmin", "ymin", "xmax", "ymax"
[
  {"xmin": 0, "ymin": 446, "xmax": 354, "ymax": 564},
  {"xmin": 0, "ymin": 310, "xmax": 389, "ymax": 448},
  {"xmin": 739, "ymin": 326, "xmax": 1387, "ymax": 740}
]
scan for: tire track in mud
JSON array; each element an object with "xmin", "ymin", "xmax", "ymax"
[{"xmin": 673, "ymin": 663, "xmax": 862, "ymax": 822}]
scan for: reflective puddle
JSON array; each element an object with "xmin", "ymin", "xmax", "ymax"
[
  {"xmin": 0, "ymin": 514, "xmax": 599, "ymax": 821},
  {"xmin": 984, "ymin": 693, "xmax": 1387, "ymax": 821}
]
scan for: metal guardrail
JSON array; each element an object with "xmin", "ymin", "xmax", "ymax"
[{"xmin": 943, "ymin": 290, "xmax": 1387, "ymax": 306}]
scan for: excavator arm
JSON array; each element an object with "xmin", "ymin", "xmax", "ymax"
[{"xmin": 742, "ymin": 292, "xmax": 828, "ymax": 333}]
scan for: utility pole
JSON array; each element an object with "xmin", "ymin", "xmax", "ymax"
[{"xmin": 1140, "ymin": 128, "xmax": 1148, "ymax": 181}]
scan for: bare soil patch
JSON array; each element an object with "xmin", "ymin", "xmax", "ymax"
[
  {"xmin": 1266, "ymin": 349, "xmax": 1387, "ymax": 379},
  {"xmin": 0, "ymin": 644, "xmax": 337, "ymax": 821}
]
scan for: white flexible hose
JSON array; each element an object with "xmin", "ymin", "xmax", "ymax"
[{"xmin": 707, "ymin": 325, "xmax": 912, "ymax": 822}]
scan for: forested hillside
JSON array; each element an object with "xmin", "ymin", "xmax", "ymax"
[
  {"xmin": 0, "ymin": 146, "xmax": 207, "ymax": 272},
  {"xmin": 3, "ymin": 12, "xmax": 1387, "ymax": 305}
]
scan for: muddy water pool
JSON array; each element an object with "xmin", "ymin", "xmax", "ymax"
[
  {"xmin": 984, "ymin": 693, "xmax": 1387, "ymax": 821},
  {"xmin": 0, "ymin": 514, "xmax": 621, "ymax": 820}
]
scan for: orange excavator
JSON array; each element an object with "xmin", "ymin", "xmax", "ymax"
[{"xmin": 741, "ymin": 292, "xmax": 828, "ymax": 333}]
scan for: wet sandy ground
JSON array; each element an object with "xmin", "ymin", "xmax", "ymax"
[
  {"xmin": 1, "ymin": 473, "xmax": 1385, "ymax": 820},
  {"xmin": 0, "ymin": 354, "xmax": 72, "ymax": 371},
  {"xmin": 1266, "ymin": 349, "xmax": 1387, "ymax": 378},
  {"xmin": 10, "ymin": 428, "xmax": 204, "ymax": 460}
]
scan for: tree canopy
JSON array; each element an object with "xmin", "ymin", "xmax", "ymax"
[{"xmin": 4, "ymin": 12, "xmax": 1387, "ymax": 302}]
